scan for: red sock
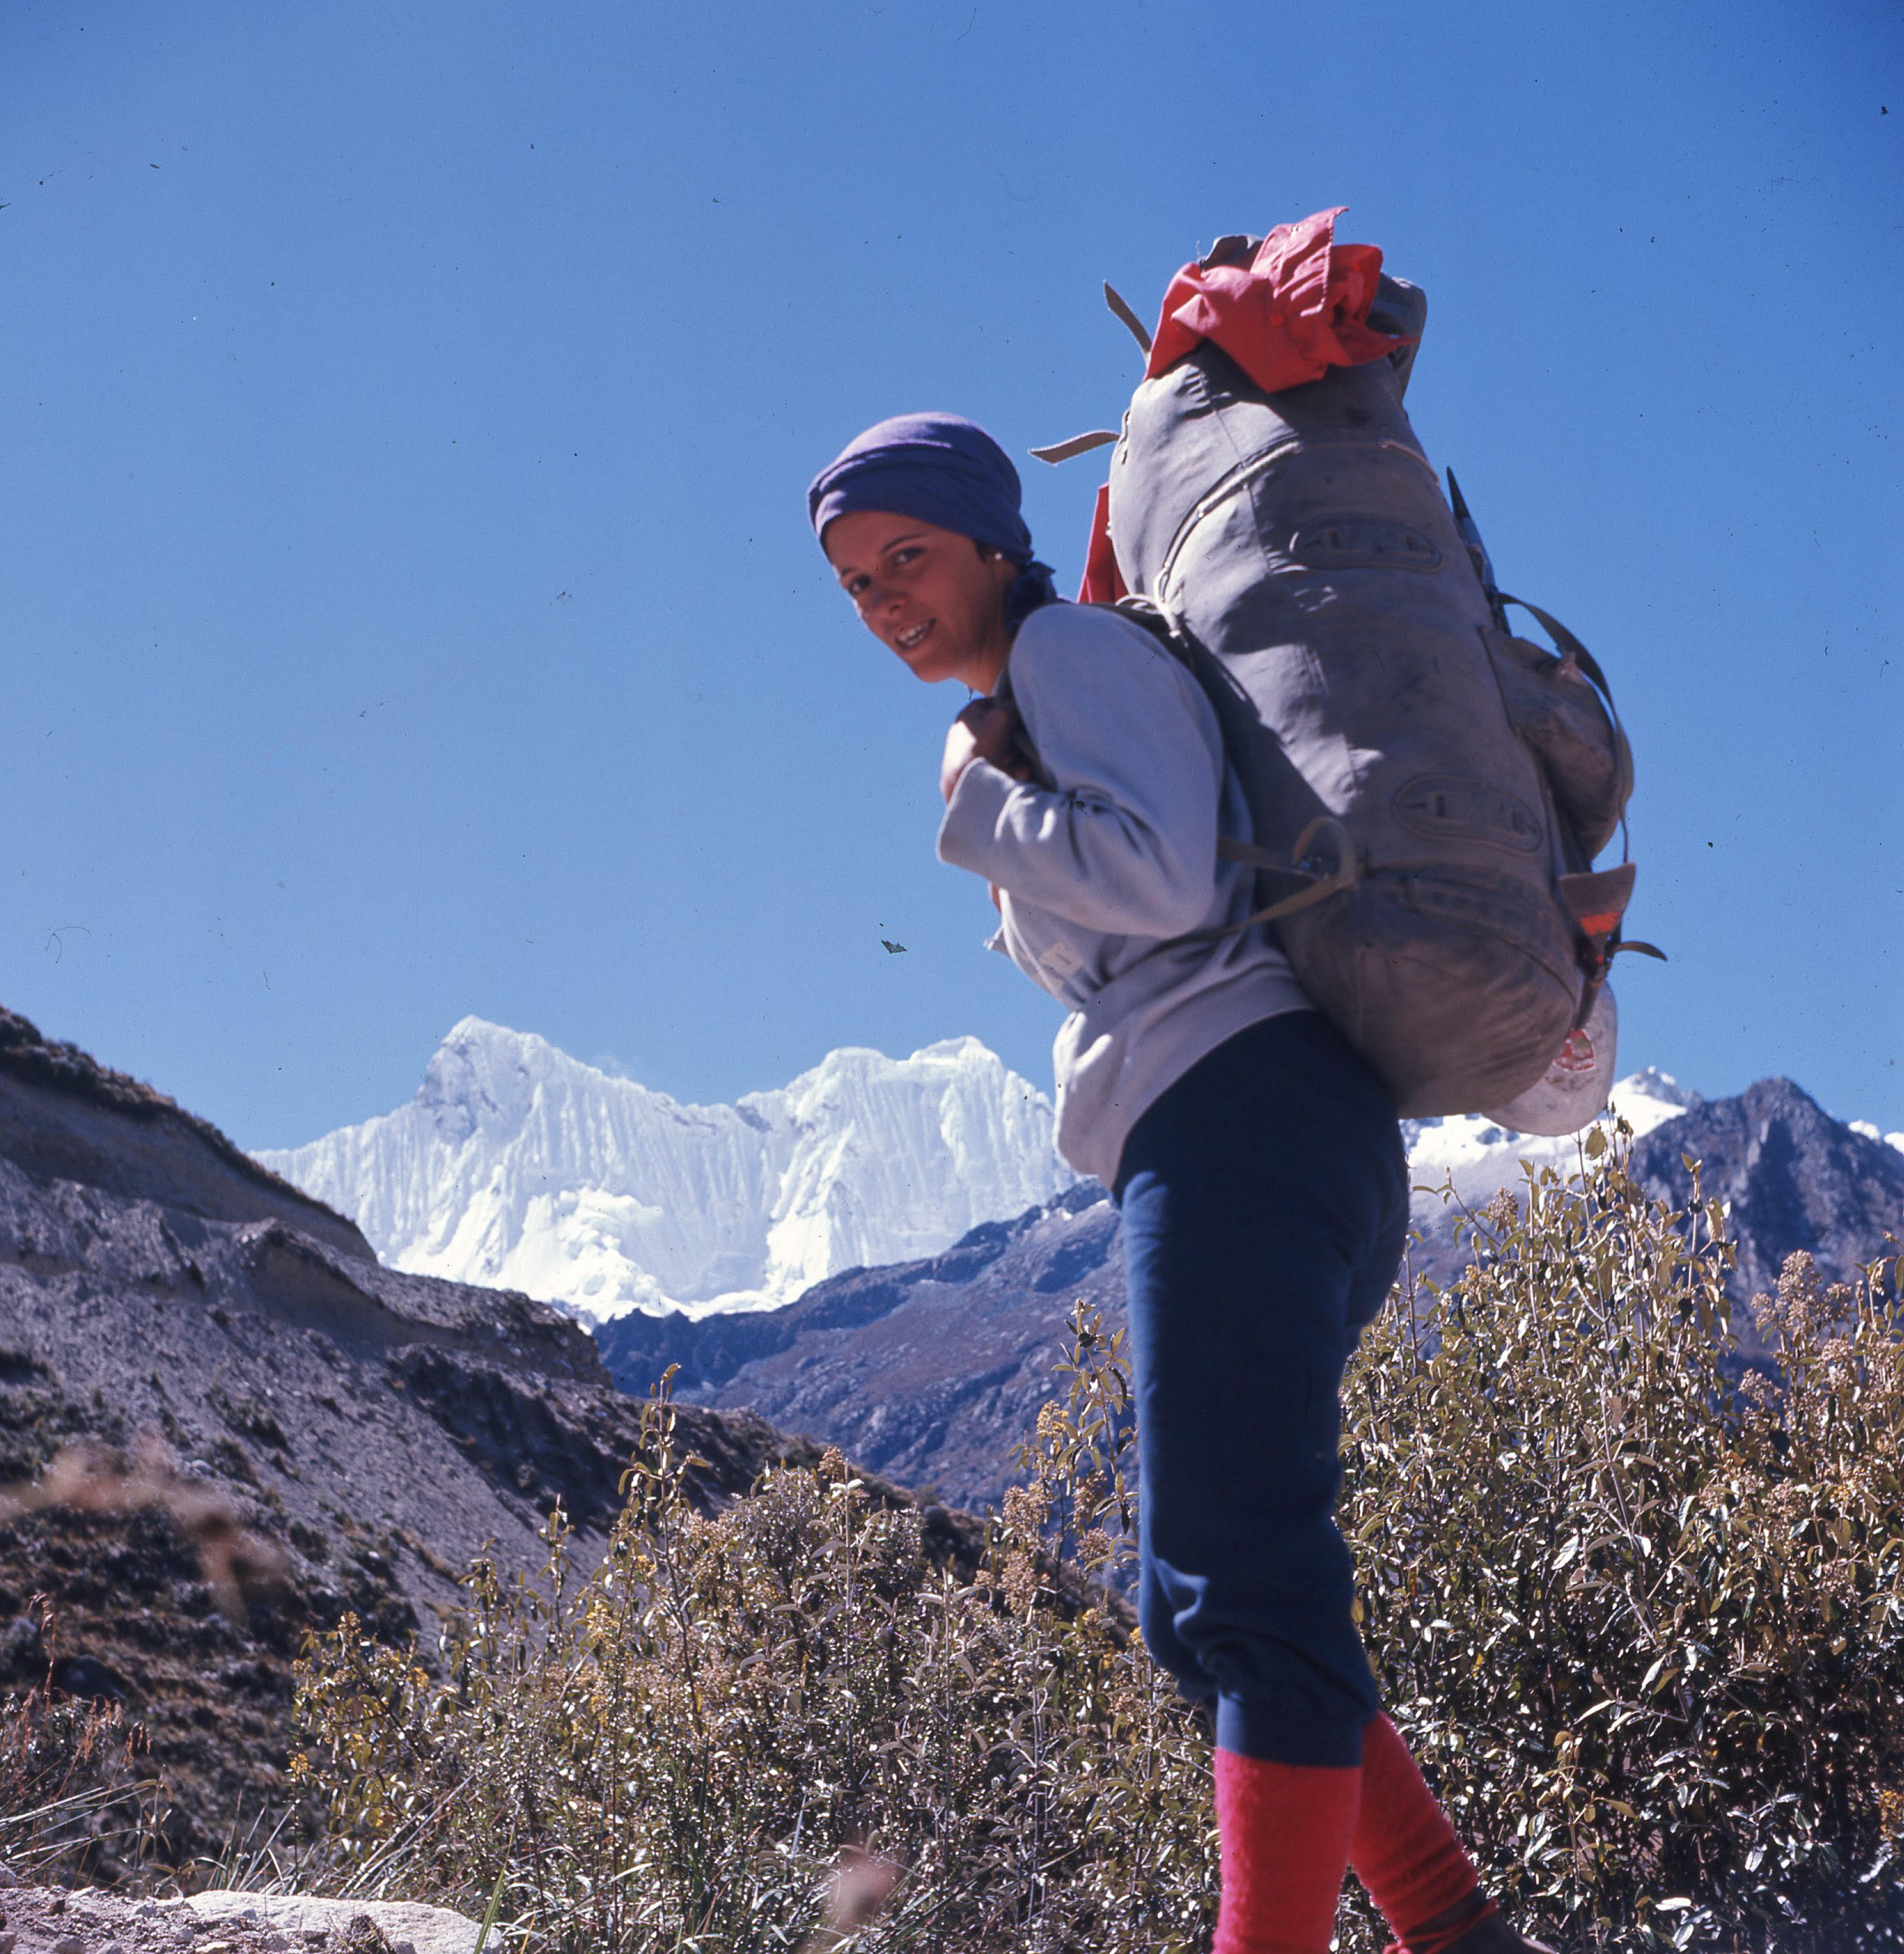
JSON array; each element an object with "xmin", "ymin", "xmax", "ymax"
[
  {"xmin": 1350, "ymin": 1715, "xmax": 1490, "ymax": 1950},
  {"xmin": 1211, "ymin": 1748, "xmax": 1361, "ymax": 1954}
]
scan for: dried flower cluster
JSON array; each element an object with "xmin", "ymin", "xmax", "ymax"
[{"xmin": 0, "ymin": 1597, "xmax": 166, "ymax": 1882}]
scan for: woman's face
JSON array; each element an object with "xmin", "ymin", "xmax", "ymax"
[{"xmin": 823, "ymin": 510, "xmax": 1018, "ymax": 693}]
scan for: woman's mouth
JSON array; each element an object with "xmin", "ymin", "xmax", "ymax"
[{"xmin": 895, "ymin": 620, "xmax": 933, "ymax": 651}]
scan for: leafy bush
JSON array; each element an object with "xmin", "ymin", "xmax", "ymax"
[
  {"xmin": 294, "ymin": 1134, "xmax": 1903, "ymax": 1952},
  {"xmin": 1343, "ymin": 1131, "xmax": 1904, "ymax": 1951}
]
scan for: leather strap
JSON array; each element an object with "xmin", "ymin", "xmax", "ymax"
[
  {"xmin": 1103, "ymin": 281, "xmax": 1153, "ymax": 355},
  {"xmin": 1497, "ymin": 592, "xmax": 1635, "ymax": 861},
  {"xmin": 1498, "ymin": 594, "xmax": 1616, "ymax": 705},
  {"xmin": 1195, "ymin": 816, "xmax": 1361, "ymax": 938},
  {"xmin": 1029, "ymin": 429, "xmax": 1120, "ymax": 466}
]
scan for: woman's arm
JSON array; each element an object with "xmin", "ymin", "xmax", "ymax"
[{"xmin": 936, "ymin": 610, "xmax": 1223, "ymax": 940}]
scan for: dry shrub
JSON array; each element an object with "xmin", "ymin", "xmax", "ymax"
[
  {"xmin": 0, "ymin": 1598, "xmax": 167, "ymax": 1881},
  {"xmin": 0, "ymin": 1433, "xmax": 292, "ymax": 1621},
  {"xmin": 292, "ymin": 1316, "xmax": 1215, "ymax": 1954},
  {"xmin": 294, "ymin": 1134, "xmax": 1903, "ymax": 1952},
  {"xmin": 1345, "ymin": 1126, "xmax": 1904, "ymax": 1951}
]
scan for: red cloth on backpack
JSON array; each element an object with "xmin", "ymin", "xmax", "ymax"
[
  {"xmin": 1076, "ymin": 209, "xmax": 1412, "ymax": 601},
  {"xmin": 1144, "ymin": 206, "xmax": 1409, "ymax": 396},
  {"xmin": 1077, "ymin": 484, "xmax": 1128, "ymax": 604}
]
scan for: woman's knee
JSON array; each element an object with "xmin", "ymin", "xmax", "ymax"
[{"xmin": 1137, "ymin": 1553, "xmax": 1216, "ymax": 1698}]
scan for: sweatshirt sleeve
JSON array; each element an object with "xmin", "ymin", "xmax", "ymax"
[{"xmin": 935, "ymin": 608, "xmax": 1223, "ymax": 939}]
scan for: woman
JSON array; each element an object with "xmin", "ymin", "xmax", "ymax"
[{"xmin": 809, "ymin": 411, "xmax": 1542, "ymax": 1954}]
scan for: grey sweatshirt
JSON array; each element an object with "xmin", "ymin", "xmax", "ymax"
[{"xmin": 936, "ymin": 601, "xmax": 1308, "ymax": 1186}]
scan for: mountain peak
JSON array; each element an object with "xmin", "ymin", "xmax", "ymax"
[
  {"xmin": 910, "ymin": 1034, "xmax": 1001, "ymax": 1064},
  {"xmin": 261, "ymin": 1027, "xmax": 1073, "ymax": 1325},
  {"xmin": 420, "ymin": 1018, "xmax": 553, "ymax": 1139},
  {"xmin": 1619, "ymin": 1066, "xmax": 1700, "ymax": 1112},
  {"xmin": 1630, "ymin": 1076, "xmax": 1904, "ymax": 1304},
  {"xmin": 433, "ymin": 1014, "xmax": 550, "ymax": 1063}
]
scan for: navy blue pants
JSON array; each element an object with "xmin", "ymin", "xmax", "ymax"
[{"xmin": 1113, "ymin": 1010, "xmax": 1409, "ymax": 1770}]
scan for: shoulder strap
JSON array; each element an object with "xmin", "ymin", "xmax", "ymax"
[{"xmin": 1084, "ymin": 595, "xmax": 1190, "ymax": 661}]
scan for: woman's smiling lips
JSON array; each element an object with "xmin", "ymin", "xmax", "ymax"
[{"xmin": 895, "ymin": 620, "xmax": 933, "ymax": 651}]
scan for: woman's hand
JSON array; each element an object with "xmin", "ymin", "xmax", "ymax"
[{"xmin": 940, "ymin": 697, "xmax": 1033, "ymax": 803}]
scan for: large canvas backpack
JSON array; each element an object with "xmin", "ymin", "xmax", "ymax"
[{"xmin": 1053, "ymin": 214, "xmax": 1652, "ymax": 1129}]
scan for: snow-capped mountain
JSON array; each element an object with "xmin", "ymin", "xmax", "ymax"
[
  {"xmin": 255, "ymin": 1020, "xmax": 1074, "ymax": 1325},
  {"xmin": 261, "ymin": 1016, "xmax": 1708, "ymax": 1332},
  {"xmin": 1403, "ymin": 1066, "xmax": 1698, "ymax": 1216}
]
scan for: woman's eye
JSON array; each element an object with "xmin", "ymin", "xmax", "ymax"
[
  {"xmin": 887, "ymin": 547, "xmax": 922, "ymax": 570},
  {"xmin": 844, "ymin": 576, "xmax": 869, "ymax": 597}
]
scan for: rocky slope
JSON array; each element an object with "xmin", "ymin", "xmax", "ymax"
[
  {"xmin": 599, "ymin": 1077, "xmax": 1904, "ymax": 1514},
  {"xmin": 598, "ymin": 1182, "xmax": 1121, "ymax": 1513},
  {"xmin": 1628, "ymin": 1076, "xmax": 1904, "ymax": 1304},
  {"xmin": 0, "ymin": 1008, "xmax": 950, "ymax": 1869},
  {"xmin": 258, "ymin": 1021, "xmax": 1072, "ymax": 1324}
]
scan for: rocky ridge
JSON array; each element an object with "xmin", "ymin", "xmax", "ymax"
[
  {"xmin": 0, "ymin": 1008, "xmax": 960, "ymax": 1871},
  {"xmin": 599, "ymin": 1076, "xmax": 1904, "ymax": 1514},
  {"xmin": 1628, "ymin": 1076, "xmax": 1904, "ymax": 1303}
]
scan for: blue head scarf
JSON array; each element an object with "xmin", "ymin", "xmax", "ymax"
[{"xmin": 807, "ymin": 412, "xmax": 1059, "ymax": 629}]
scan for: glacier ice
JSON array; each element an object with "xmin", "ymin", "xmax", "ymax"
[{"xmin": 256, "ymin": 1019, "xmax": 1076, "ymax": 1326}]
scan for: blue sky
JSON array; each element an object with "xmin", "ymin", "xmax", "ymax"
[{"xmin": 2, "ymin": 0, "xmax": 1899, "ymax": 1148}]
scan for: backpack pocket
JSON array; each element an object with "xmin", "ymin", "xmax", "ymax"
[{"xmin": 1483, "ymin": 628, "xmax": 1631, "ymax": 859}]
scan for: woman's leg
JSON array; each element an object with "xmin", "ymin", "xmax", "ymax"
[
  {"xmin": 1115, "ymin": 1011, "xmax": 1408, "ymax": 1952},
  {"xmin": 1353, "ymin": 1713, "xmax": 1494, "ymax": 1951}
]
